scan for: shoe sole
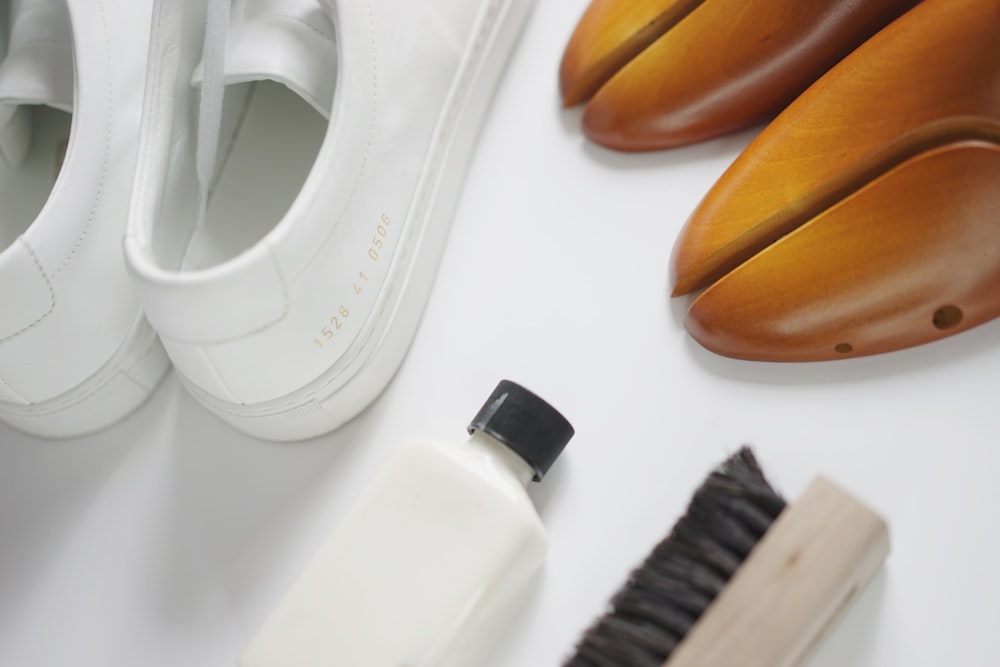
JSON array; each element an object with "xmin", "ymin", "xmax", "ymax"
[
  {"xmin": 0, "ymin": 315, "xmax": 170, "ymax": 439},
  {"xmin": 179, "ymin": 0, "xmax": 536, "ymax": 441}
]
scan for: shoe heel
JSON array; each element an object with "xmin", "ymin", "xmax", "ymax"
[{"xmin": 0, "ymin": 317, "xmax": 170, "ymax": 439}]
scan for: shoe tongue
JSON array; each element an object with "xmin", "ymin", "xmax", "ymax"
[
  {"xmin": 0, "ymin": 0, "xmax": 73, "ymax": 165},
  {"xmin": 190, "ymin": 0, "xmax": 337, "ymax": 119}
]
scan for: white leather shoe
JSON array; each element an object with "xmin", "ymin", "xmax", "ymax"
[
  {"xmin": 0, "ymin": 0, "xmax": 169, "ymax": 439},
  {"xmin": 124, "ymin": 0, "xmax": 535, "ymax": 440}
]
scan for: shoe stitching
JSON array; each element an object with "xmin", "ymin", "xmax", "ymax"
[
  {"xmin": 0, "ymin": 315, "xmax": 162, "ymax": 419},
  {"xmin": 0, "ymin": 238, "xmax": 56, "ymax": 344},
  {"xmin": 262, "ymin": 13, "xmax": 335, "ymax": 45},
  {"xmin": 175, "ymin": 0, "xmax": 377, "ymax": 411},
  {"xmin": 122, "ymin": 323, "xmax": 167, "ymax": 395},
  {"xmin": 185, "ymin": 0, "xmax": 508, "ymax": 419},
  {"xmin": 162, "ymin": 8, "xmax": 341, "ymax": 344},
  {"xmin": 291, "ymin": 0, "xmax": 377, "ymax": 285},
  {"xmin": 0, "ymin": 374, "xmax": 28, "ymax": 404},
  {"xmin": 0, "ymin": 375, "xmax": 123, "ymax": 418},
  {"xmin": 122, "ymin": 369, "xmax": 153, "ymax": 395},
  {"xmin": 372, "ymin": 0, "xmax": 504, "ymax": 315},
  {"xmin": 152, "ymin": 1, "xmax": 370, "ymax": 349},
  {"xmin": 54, "ymin": 0, "xmax": 112, "ymax": 276},
  {"xmin": 199, "ymin": 344, "xmax": 243, "ymax": 404},
  {"xmin": 166, "ymin": 242, "xmax": 290, "ymax": 346},
  {"xmin": 0, "ymin": 373, "xmax": 127, "ymax": 418},
  {"xmin": 312, "ymin": 0, "xmax": 504, "ymax": 372},
  {"xmin": 259, "ymin": 244, "xmax": 292, "ymax": 334},
  {"xmin": 198, "ymin": 0, "xmax": 509, "ymax": 420}
]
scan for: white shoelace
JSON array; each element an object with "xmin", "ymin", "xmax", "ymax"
[{"xmin": 195, "ymin": 0, "xmax": 231, "ymax": 227}]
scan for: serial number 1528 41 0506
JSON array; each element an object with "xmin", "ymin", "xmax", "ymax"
[{"xmin": 312, "ymin": 213, "xmax": 392, "ymax": 350}]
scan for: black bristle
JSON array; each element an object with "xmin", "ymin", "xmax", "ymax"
[{"xmin": 563, "ymin": 447, "xmax": 787, "ymax": 667}]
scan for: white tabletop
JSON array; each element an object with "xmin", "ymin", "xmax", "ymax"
[{"xmin": 2, "ymin": 2, "xmax": 999, "ymax": 665}]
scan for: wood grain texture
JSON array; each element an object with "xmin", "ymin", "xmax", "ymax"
[
  {"xmin": 685, "ymin": 141, "xmax": 1000, "ymax": 361},
  {"xmin": 670, "ymin": 0, "xmax": 1000, "ymax": 361},
  {"xmin": 665, "ymin": 477, "xmax": 890, "ymax": 667},
  {"xmin": 671, "ymin": 0, "xmax": 1000, "ymax": 296},
  {"xmin": 564, "ymin": 0, "xmax": 917, "ymax": 151},
  {"xmin": 558, "ymin": 0, "xmax": 703, "ymax": 108}
]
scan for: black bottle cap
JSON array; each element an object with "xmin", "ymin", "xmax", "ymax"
[{"xmin": 467, "ymin": 380, "xmax": 574, "ymax": 482}]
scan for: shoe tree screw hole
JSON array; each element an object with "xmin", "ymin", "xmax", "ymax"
[{"xmin": 933, "ymin": 305, "xmax": 963, "ymax": 330}]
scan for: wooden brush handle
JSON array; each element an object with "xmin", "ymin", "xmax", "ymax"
[{"xmin": 665, "ymin": 477, "xmax": 890, "ymax": 667}]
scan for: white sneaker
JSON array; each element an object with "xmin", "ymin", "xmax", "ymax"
[
  {"xmin": 0, "ymin": 0, "xmax": 169, "ymax": 439},
  {"xmin": 124, "ymin": 0, "xmax": 535, "ymax": 441}
]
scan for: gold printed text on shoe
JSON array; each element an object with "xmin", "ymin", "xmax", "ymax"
[{"xmin": 311, "ymin": 213, "xmax": 393, "ymax": 350}]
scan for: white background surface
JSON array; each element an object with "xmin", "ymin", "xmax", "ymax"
[{"xmin": 2, "ymin": 1, "xmax": 999, "ymax": 665}]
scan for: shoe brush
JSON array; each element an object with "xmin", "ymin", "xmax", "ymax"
[{"xmin": 563, "ymin": 447, "xmax": 889, "ymax": 667}]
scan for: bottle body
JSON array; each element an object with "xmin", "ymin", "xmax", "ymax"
[{"xmin": 239, "ymin": 433, "xmax": 548, "ymax": 667}]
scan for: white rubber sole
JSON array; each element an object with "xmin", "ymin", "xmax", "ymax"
[
  {"xmin": 0, "ymin": 316, "xmax": 170, "ymax": 439},
  {"xmin": 181, "ymin": 0, "xmax": 536, "ymax": 441}
]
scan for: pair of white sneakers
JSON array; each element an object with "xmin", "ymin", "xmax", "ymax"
[{"xmin": 0, "ymin": 0, "xmax": 535, "ymax": 441}]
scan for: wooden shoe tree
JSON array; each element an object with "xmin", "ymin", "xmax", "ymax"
[
  {"xmin": 670, "ymin": 0, "xmax": 1000, "ymax": 361},
  {"xmin": 559, "ymin": 0, "xmax": 918, "ymax": 151}
]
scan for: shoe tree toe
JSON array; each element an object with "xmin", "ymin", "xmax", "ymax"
[
  {"xmin": 566, "ymin": 0, "xmax": 917, "ymax": 151},
  {"xmin": 684, "ymin": 141, "xmax": 1000, "ymax": 362},
  {"xmin": 559, "ymin": 0, "xmax": 702, "ymax": 108},
  {"xmin": 671, "ymin": 0, "xmax": 1000, "ymax": 301}
]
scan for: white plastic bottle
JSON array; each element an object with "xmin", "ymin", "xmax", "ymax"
[{"xmin": 239, "ymin": 380, "xmax": 574, "ymax": 667}]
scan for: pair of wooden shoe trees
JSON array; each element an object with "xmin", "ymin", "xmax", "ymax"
[{"xmin": 562, "ymin": 0, "xmax": 1000, "ymax": 361}]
